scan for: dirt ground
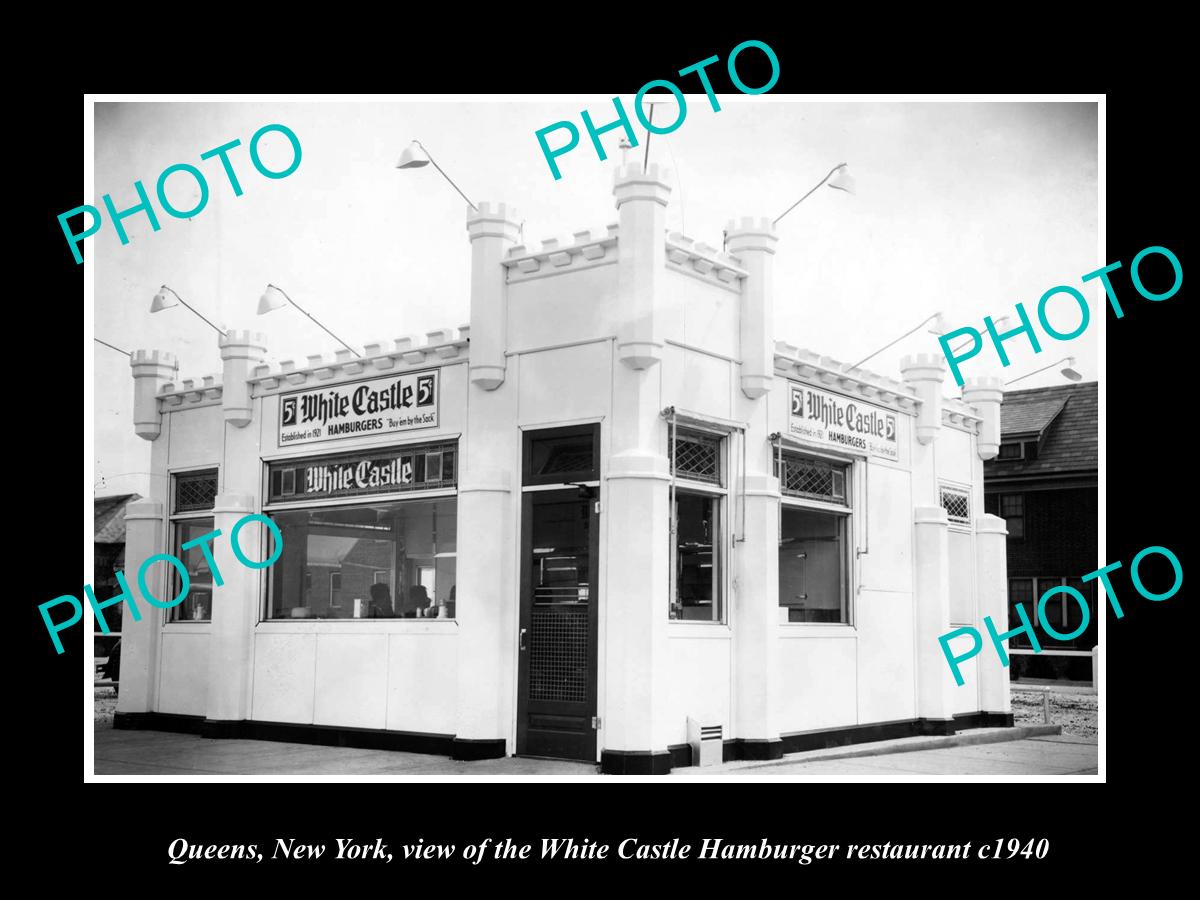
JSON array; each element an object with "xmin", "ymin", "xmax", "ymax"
[
  {"xmin": 1011, "ymin": 686, "xmax": 1097, "ymax": 738},
  {"xmin": 95, "ymin": 687, "xmax": 118, "ymax": 729}
]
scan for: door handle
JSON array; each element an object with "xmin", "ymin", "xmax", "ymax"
[{"xmin": 519, "ymin": 627, "xmax": 528, "ymax": 651}]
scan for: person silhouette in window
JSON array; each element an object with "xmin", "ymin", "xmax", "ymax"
[
  {"xmin": 406, "ymin": 584, "xmax": 430, "ymax": 617},
  {"xmin": 367, "ymin": 583, "xmax": 394, "ymax": 618}
]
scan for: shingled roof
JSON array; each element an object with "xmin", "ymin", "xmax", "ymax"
[
  {"xmin": 1002, "ymin": 395, "xmax": 1068, "ymax": 437},
  {"xmin": 95, "ymin": 493, "xmax": 141, "ymax": 544},
  {"xmin": 986, "ymin": 382, "xmax": 1097, "ymax": 479}
]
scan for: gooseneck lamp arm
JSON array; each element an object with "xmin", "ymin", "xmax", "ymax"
[
  {"xmin": 95, "ymin": 338, "xmax": 131, "ymax": 357},
  {"xmin": 161, "ymin": 286, "xmax": 226, "ymax": 336},
  {"xmin": 1005, "ymin": 357, "xmax": 1077, "ymax": 386},
  {"xmin": 849, "ymin": 313, "xmax": 942, "ymax": 371},
  {"xmin": 774, "ymin": 162, "xmax": 850, "ymax": 226},
  {"xmin": 267, "ymin": 284, "xmax": 362, "ymax": 358},
  {"xmin": 413, "ymin": 140, "xmax": 477, "ymax": 211}
]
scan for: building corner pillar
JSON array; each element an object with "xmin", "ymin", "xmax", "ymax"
[
  {"xmin": 732, "ymin": 473, "xmax": 783, "ymax": 759},
  {"xmin": 452, "ymin": 467, "xmax": 513, "ymax": 760},
  {"xmin": 113, "ymin": 499, "xmax": 165, "ymax": 722},
  {"xmin": 466, "ymin": 202, "xmax": 520, "ymax": 391},
  {"xmin": 975, "ymin": 513, "xmax": 1012, "ymax": 720},
  {"xmin": 202, "ymin": 492, "xmax": 261, "ymax": 733},
  {"xmin": 613, "ymin": 163, "xmax": 671, "ymax": 371},
  {"xmin": 914, "ymin": 505, "xmax": 955, "ymax": 731},
  {"xmin": 600, "ymin": 449, "xmax": 672, "ymax": 774},
  {"xmin": 725, "ymin": 218, "xmax": 779, "ymax": 400},
  {"xmin": 130, "ymin": 350, "xmax": 177, "ymax": 441}
]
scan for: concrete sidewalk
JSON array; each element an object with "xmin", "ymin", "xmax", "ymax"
[
  {"xmin": 94, "ymin": 725, "xmax": 1097, "ymax": 777},
  {"xmin": 679, "ymin": 734, "xmax": 1097, "ymax": 777}
]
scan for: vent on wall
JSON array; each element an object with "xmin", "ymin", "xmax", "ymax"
[
  {"xmin": 687, "ymin": 716, "xmax": 723, "ymax": 767},
  {"xmin": 940, "ymin": 486, "xmax": 971, "ymax": 525}
]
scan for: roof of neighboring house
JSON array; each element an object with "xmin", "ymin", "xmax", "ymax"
[
  {"xmin": 1001, "ymin": 395, "xmax": 1069, "ymax": 437},
  {"xmin": 986, "ymin": 381, "xmax": 1097, "ymax": 478},
  {"xmin": 95, "ymin": 493, "xmax": 141, "ymax": 544}
]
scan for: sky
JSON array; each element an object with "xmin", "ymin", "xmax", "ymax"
[{"xmin": 92, "ymin": 98, "xmax": 1099, "ymax": 499}]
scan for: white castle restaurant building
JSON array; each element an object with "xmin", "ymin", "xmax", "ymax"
[{"xmin": 115, "ymin": 163, "xmax": 1012, "ymax": 774}]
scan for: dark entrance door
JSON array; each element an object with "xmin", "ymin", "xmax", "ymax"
[{"xmin": 517, "ymin": 425, "xmax": 600, "ymax": 761}]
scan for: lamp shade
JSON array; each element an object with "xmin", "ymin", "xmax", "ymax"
[
  {"xmin": 1061, "ymin": 357, "xmax": 1083, "ymax": 381},
  {"xmin": 150, "ymin": 286, "xmax": 178, "ymax": 313},
  {"xmin": 828, "ymin": 166, "xmax": 856, "ymax": 194},
  {"xmin": 258, "ymin": 285, "xmax": 289, "ymax": 315},
  {"xmin": 396, "ymin": 141, "xmax": 430, "ymax": 169}
]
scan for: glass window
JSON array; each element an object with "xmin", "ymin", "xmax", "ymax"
[
  {"xmin": 779, "ymin": 507, "xmax": 849, "ymax": 623},
  {"xmin": 671, "ymin": 492, "xmax": 721, "ymax": 621},
  {"xmin": 777, "ymin": 454, "xmax": 847, "ymax": 505},
  {"xmin": 266, "ymin": 498, "xmax": 456, "ymax": 620},
  {"xmin": 1008, "ymin": 577, "xmax": 1035, "ymax": 647},
  {"xmin": 169, "ymin": 519, "xmax": 216, "ymax": 622},
  {"xmin": 997, "ymin": 442, "xmax": 1023, "ymax": 460},
  {"xmin": 167, "ymin": 468, "xmax": 218, "ymax": 624},
  {"xmin": 669, "ymin": 426, "xmax": 727, "ymax": 622},
  {"xmin": 524, "ymin": 428, "xmax": 597, "ymax": 485},
  {"xmin": 1063, "ymin": 577, "xmax": 1096, "ymax": 648},
  {"xmin": 672, "ymin": 431, "xmax": 722, "ymax": 486},
  {"xmin": 1001, "ymin": 493, "xmax": 1025, "ymax": 538}
]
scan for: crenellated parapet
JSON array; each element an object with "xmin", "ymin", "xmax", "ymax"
[
  {"xmin": 243, "ymin": 328, "xmax": 469, "ymax": 393},
  {"xmin": 503, "ymin": 225, "xmax": 619, "ymax": 282},
  {"xmin": 158, "ymin": 373, "xmax": 223, "ymax": 409},
  {"xmin": 665, "ymin": 231, "xmax": 748, "ymax": 293},
  {"xmin": 774, "ymin": 342, "xmax": 920, "ymax": 413}
]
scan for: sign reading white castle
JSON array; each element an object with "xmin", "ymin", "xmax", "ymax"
[
  {"xmin": 279, "ymin": 370, "xmax": 438, "ymax": 445},
  {"xmin": 788, "ymin": 382, "xmax": 898, "ymax": 461}
]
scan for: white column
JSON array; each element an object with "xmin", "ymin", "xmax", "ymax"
[
  {"xmin": 731, "ymin": 474, "xmax": 783, "ymax": 757},
  {"xmin": 130, "ymin": 350, "xmax": 177, "ymax": 441},
  {"xmin": 114, "ymin": 500, "xmax": 165, "ymax": 719},
  {"xmin": 203, "ymin": 493, "xmax": 260, "ymax": 730},
  {"xmin": 219, "ymin": 330, "xmax": 267, "ymax": 427},
  {"xmin": 975, "ymin": 513, "xmax": 1011, "ymax": 717},
  {"xmin": 614, "ymin": 162, "xmax": 669, "ymax": 370},
  {"xmin": 963, "ymin": 377, "xmax": 1004, "ymax": 460},
  {"xmin": 466, "ymin": 202, "xmax": 520, "ymax": 390},
  {"xmin": 726, "ymin": 217, "xmax": 778, "ymax": 399},
  {"xmin": 914, "ymin": 506, "xmax": 955, "ymax": 730},
  {"xmin": 600, "ymin": 163, "xmax": 674, "ymax": 773},
  {"xmin": 454, "ymin": 199, "xmax": 520, "ymax": 759},
  {"xmin": 900, "ymin": 354, "xmax": 946, "ymax": 449}
]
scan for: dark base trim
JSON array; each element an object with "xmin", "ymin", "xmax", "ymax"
[
  {"xmin": 600, "ymin": 749, "xmax": 672, "ymax": 775},
  {"xmin": 668, "ymin": 738, "xmax": 785, "ymax": 769},
  {"xmin": 953, "ymin": 711, "xmax": 1015, "ymax": 729},
  {"xmin": 113, "ymin": 711, "xmax": 204, "ymax": 735},
  {"xmin": 739, "ymin": 738, "xmax": 786, "ymax": 761},
  {"xmin": 451, "ymin": 738, "xmax": 507, "ymax": 761},
  {"xmin": 780, "ymin": 714, "xmax": 1005, "ymax": 755}
]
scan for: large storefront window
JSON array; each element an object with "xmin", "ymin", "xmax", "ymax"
[
  {"xmin": 167, "ymin": 468, "xmax": 219, "ymax": 623},
  {"xmin": 264, "ymin": 442, "xmax": 458, "ymax": 621},
  {"xmin": 776, "ymin": 451, "xmax": 851, "ymax": 624},
  {"xmin": 266, "ymin": 499, "xmax": 456, "ymax": 619}
]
